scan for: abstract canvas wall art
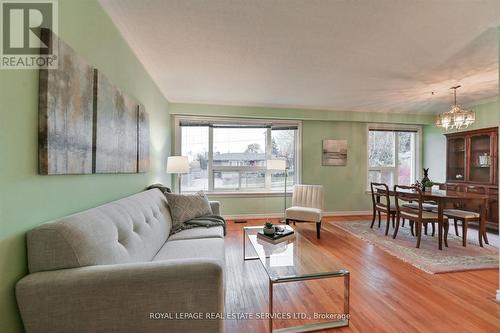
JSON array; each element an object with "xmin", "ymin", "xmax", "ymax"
[
  {"xmin": 94, "ymin": 70, "xmax": 139, "ymax": 173},
  {"xmin": 322, "ymin": 139, "xmax": 348, "ymax": 166},
  {"xmin": 38, "ymin": 30, "xmax": 94, "ymax": 175},
  {"xmin": 38, "ymin": 31, "xmax": 150, "ymax": 175}
]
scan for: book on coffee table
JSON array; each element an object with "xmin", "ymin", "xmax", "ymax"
[{"xmin": 257, "ymin": 225, "xmax": 295, "ymax": 244}]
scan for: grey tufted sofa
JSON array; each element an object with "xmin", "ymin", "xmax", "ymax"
[{"xmin": 16, "ymin": 189, "xmax": 225, "ymax": 333}]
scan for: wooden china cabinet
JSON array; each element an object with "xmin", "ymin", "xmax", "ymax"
[{"xmin": 445, "ymin": 127, "xmax": 498, "ymax": 230}]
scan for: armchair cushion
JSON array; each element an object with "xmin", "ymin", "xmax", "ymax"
[{"xmin": 286, "ymin": 206, "xmax": 322, "ymax": 222}]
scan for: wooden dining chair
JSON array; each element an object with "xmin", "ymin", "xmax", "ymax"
[
  {"xmin": 402, "ymin": 198, "xmax": 437, "ymax": 237},
  {"xmin": 436, "ymin": 185, "xmax": 483, "ymax": 247},
  {"xmin": 370, "ymin": 182, "xmax": 396, "ymax": 236},
  {"xmin": 439, "ymin": 209, "xmax": 479, "ymax": 247},
  {"xmin": 400, "ymin": 182, "xmax": 447, "ymax": 236},
  {"xmin": 402, "ymin": 182, "xmax": 446, "ymax": 212},
  {"xmin": 393, "ymin": 185, "xmax": 449, "ymax": 249}
]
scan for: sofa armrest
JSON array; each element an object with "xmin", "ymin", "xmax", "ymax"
[
  {"xmin": 16, "ymin": 259, "xmax": 224, "ymax": 333},
  {"xmin": 209, "ymin": 201, "xmax": 221, "ymax": 216}
]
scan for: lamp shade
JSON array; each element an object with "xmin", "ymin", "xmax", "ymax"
[
  {"xmin": 166, "ymin": 156, "xmax": 189, "ymax": 174},
  {"xmin": 266, "ymin": 159, "xmax": 286, "ymax": 171}
]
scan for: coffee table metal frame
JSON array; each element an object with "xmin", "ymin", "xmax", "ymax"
[{"xmin": 243, "ymin": 226, "xmax": 350, "ymax": 333}]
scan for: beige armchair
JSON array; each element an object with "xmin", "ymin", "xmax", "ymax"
[{"xmin": 285, "ymin": 185, "xmax": 325, "ymax": 238}]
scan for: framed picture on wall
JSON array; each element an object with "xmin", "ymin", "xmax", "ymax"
[{"xmin": 322, "ymin": 139, "xmax": 347, "ymax": 166}]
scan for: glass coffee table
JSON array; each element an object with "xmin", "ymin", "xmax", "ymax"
[{"xmin": 243, "ymin": 225, "xmax": 350, "ymax": 333}]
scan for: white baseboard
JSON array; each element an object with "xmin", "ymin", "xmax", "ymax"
[
  {"xmin": 496, "ymin": 290, "xmax": 500, "ymax": 303},
  {"xmin": 224, "ymin": 210, "xmax": 372, "ymax": 220}
]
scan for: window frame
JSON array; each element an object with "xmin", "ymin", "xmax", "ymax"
[
  {"xmin": 174, "ymin": 116, "xmax": 302, "ymax": 195},
  {"xmin": 366, "ymin": 123, "xmax": 422, "ymax": 190}
]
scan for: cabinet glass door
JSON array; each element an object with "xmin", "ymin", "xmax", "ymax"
[
  {"xmin": 469, "ymin": 134, "xmax": 492, "ymax": 183},
  {"xmin": 447, "ymin": 137, "xmax": 466, "ymax": 181}
]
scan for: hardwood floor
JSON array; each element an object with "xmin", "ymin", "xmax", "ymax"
[{"xmin": 224, "ymin": 215, "xmax": 500, "ymax": 333}]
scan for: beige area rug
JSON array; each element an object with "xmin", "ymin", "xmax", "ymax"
[{"xmin": 333, "ymin": 220, "xmax": 498, "ymax": 274}]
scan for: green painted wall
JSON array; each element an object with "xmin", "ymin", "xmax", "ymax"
[
  {"xmin": 423, "ymin": 99, "xmax": 499, "ymax": 182},
  {"xmin": 171, "ymin": 103, "xmax": 433, "ymax": 215},
  {"xmin": 302, "ymin": 121, "xmax": 372, "ymax": 212},
  {"xmin": 208, "ymin": 122, "xmax": 373, "ymax": 215},
  {"xmin": 0, "ymin": 1, "xmax": 170, "ymax": 331}
]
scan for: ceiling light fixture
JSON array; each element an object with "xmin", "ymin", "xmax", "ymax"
[{"xmin": 436, "ymin": 85, "xmax": 475, "ymax": 130}]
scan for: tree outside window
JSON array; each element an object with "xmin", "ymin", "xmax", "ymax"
[{"xmin": 368, "ymin": 128, "xmax": 418, "ymax": 188}]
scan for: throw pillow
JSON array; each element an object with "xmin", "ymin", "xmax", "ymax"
[{"xmin": 164, "ymin": 191, "xmax": 213, "ymax": 228}]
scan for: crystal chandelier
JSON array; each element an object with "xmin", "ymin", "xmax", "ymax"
[{"xmin": 435, "ymin": 85, "xmax": 475, "ymax": 130}]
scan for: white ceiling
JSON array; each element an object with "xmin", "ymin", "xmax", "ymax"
[{"xmin": 99, "ymin": 0, "xmax": 500, "ymax": 114}]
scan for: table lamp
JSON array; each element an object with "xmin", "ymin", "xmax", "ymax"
[
  {"xmin": 267, "ymin": 159, "xmax": 287, "ymax": 220},
  {"xmin": 167, "ymin": 156, "xmax": 189, "ymax": 193}
]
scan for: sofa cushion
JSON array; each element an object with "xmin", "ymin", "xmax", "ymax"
[
  {"xmin": 153, "ymin": 238, "xmax": 225, "ymax": 263},
  {"xmin": 27, "ymin": 189, "xmax": 172, "ymax": 273},
  {"xmin": 164, "ymin": 192, "xmax": 213, "ymax": 229},
  {"xmin": 168, "ymin": 226, "xmax": 224, "ymax": 241}
]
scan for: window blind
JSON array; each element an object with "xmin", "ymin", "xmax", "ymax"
[
  {"xmin": 179, "ymin": 120, "xmax": 298, "ymax": 130},
  {"xmin": 369, "ymin": 128, "xmax": 418, "ymax": 133}
]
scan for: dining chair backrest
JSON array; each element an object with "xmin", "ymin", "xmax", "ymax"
[
  {"xmin": 370, "ymin": 182, "xmax": 390, "ymax": 209},
  {"xmin": 394, "ymin": 185, "xmax": 424, "ymax": 219}
]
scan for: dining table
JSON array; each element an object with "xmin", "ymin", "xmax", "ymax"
[{"xmin": 378, "ymin": 188, "xmax": 490, "ymax": 250}]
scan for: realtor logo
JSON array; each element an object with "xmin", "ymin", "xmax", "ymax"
[{"xmin": 1, "ymin": 0, "xmax": 58, "ymax": 69}]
